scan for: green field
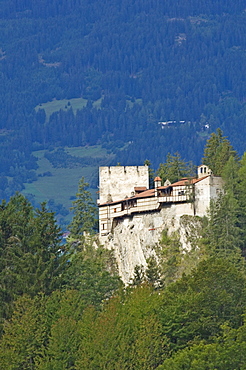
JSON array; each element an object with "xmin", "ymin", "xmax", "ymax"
[
  {"xmin": 35, "ymin": 97, "xmax": 140, "ymax": 122},
  {"xmin": 35, "ymin": 97, "xmax": 102, "ymax": 122},
  {"xmin": 22, "ymin": 145, "xmax": 112, "ymax": 226},
  {"xmin": 23, "ymin": 157, "xmax": 96, "ymax": 209},
  {"xmin": 65, "ymin": 145, "xmax": 107, "ymax": 158}
]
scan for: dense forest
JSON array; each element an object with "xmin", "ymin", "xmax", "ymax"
[
  {"xmin": 0, "ymin": 0, "xmax": 245, "ymax": 203},
  {"xmin": 1, "ymin": 131, "xmax": 246, "ymax": 368}
]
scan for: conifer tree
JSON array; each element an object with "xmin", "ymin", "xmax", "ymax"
[
  {"xmin": 235, "ymin": 152, "xmax": 246, "ymax": 254},
  {"xmin": 31, "ymin": 202, "xmax": 67, "ymax": 294},
  {"xmin": 222, "ymin": 155, "xmax": 240, "ymax": 194},
  {"xmin": 0, "ymin": 194, "xmax": 66, "ymax": 324},
  {"xmin": 69, "ymin": 177, "xmax": 97, "ymax": 240},
  {"xmin": 205, "ymin": 191, "xmax": 241, "ymax": 257},
  {"xmin": 146, "ymin": 256, "xmax": 163, "ymax": 288},
  {"xmin": 203, "ymin": 128, "xmax": 237, "ymax": 176},
  {"xmin": 157, "ymin": 153, "xmax": 194, "ymax": 184}
]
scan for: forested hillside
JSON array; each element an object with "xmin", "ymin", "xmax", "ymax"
[
  {"xmin": 0, "ymin": 0, "xmax": 245, "ymax": 205},
  {"xmin": 2, "ymin": 132, "xmax": 246, "ymax": 368}
]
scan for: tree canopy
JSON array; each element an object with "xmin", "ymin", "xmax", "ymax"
[
  {"xmin": 203, "ymin": 128, "xmax": 238, "ymax": 176},
  {"xmin": 69, "ymin": 177, "xmax": 97, "ymax": 239},
  {"xmin": 2, "ymin": 132, "xmax": 246, "ymax": 368}
]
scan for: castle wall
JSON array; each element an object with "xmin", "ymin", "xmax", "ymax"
[
  {"xmin": 194, "ymin": 176, "xmax": 223, "ymax": 216},
  {"xmin": 101, "ymin": 202, "xmax": 196, "ymax": 284},
  {"xmin": 98, "ymin": 166, "xmax": 149, "ymax": 204}
]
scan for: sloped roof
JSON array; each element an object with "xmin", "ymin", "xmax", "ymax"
[
  {"xmin": 171, "ymin": 176, "xmax": 209, "ymax": 187},
  {"xmin": 98, "ymin": 175, "xmax": 209, "ymax": 206},
  {"xmin": 98, "ymin": 188, "xmax": 155, "ymax": 206},
  {"xmin": 134, "ymin": 186, "xmax": 147, "ymax": 191}
]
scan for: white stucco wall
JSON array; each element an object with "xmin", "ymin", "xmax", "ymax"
[
  {"xmin": 195, "ymin": 176, "xmax": 224, "ymax": 216},
  {"xmin": 98, "ymin": 165, "xmax": 149, "ymax": 204}
]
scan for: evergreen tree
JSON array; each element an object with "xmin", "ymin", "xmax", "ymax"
[
  {"xmin": 205, "ymin": 191, "xmax": 242, "ymax": 257},
  {"xmin": 157, "ymin": 153, "xmax": 194, "ymax": 184},
  {"xmin": 0, "ymin": 295, "xmax": 47, "ymax": 370},
  {"xmin": 63, "ymin": 244, "xmax": 121, "ymax": 308},
  {"xmin": 203, "ymin": 128, "xmax": 237, "ymax": 176},
  {"xmin": 69, "ymin": 177, "xmax": 97, "ymax": 240},
  {"xmin": 0, "ymin": 194, "xmax": 66, "ymax": 324},
  {"xmin": 235, "ymin": 152, "xmax": 246, "ymax": 254},
  {"xmin": 222, "ymin": 154, "xmax": 240, "ymax": 195},
  {"xmin": 159, "ymin": 257, "xmax": 246, "ymax": 353},
  {"xmin": 130, "ymin": 265, "xmax": 145, "ymax": 286},
  {"xmin": 158, "ymin": 229, "xmax": 182, "ymax": 285},
  {"xmin": 146, "ymin": 256, "xmax": 163, "ymax": 288},
  {"xmin": 31, "ymin": 202, "xmax": 67, "ymax": 295}
]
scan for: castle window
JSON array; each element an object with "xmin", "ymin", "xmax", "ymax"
[
  {"xmin": 200, "ymin": 167, "xmax": 203, "ymax": 174},
  {"xmin": 114, "ymin": 208, "xmax": 117, "ymax": 213},
  {"xmin": 204, "ymin": 167, "xmax": 207, "ymax": 173}
]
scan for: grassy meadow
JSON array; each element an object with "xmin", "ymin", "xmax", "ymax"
[
  {"xmin": 22, "ymin": 145, "xmax": 113, "ymax": 227},
  {"xmin": 35, "ymin": 97, "xmax": 102, "ymax": 122}
]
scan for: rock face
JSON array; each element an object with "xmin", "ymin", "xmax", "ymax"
[{"xmin": 101, "ymin": 202, "xmax": 195, "ymax": 284}]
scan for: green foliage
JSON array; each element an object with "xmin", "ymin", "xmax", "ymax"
[
  {"xmin": 0, "ymin": 255, "xmax": 246, "ymax": 369},
  {"xmin": 221, "ymin": 154, "xmax": 240, "ymax": 193},
  {"xmin": 159, "ymin": 323, "xmax": 246, "ymax": 370},
  {"xmin": 0, "ymin": 194, "xmax": 66, "ymax": 323},
  {"xmin": 205, "ymin": 191, "xmax": 242, "ymax": 256},
  {"xmin": 130, "ymin": 258, "xmax": 163, "ymax": 289},
  {"xmin": 145, "ymin": 256, "xmax": 163, "ymax": 288},
  {"xmin": 159, "ymin": 258, "xmax": 246, "ymax": 352},
  {"xmin": 235, "ymin": 152, "xmax": 246, "ymax": 254},
  {"xmin": 63, "ymin": 244, "xmax": 122, "ymax": 308},
  {"xmin": 0, "ymin": 290, "xmax": 84, "ymax": 370},
  {"xmin": 69, "ymin": 177, "xmax": 97, "ymax": 239},
  {"xmin": 44, "ymin": 147, "xmax": 110, "ymax": 169},
  {"xmin": 22, "ymin": 146, "xmax": 106, "ymax": 227},
  {"xmin": 158, "ymin": 229, "xmax": 182, "ymax": 284},
  {"xmin": 0, "ymin": 294, "xmax": 48, "ymax": 370},
  {"xmin": 35, "ymin": 98, "xmax": 90, "ymax": 122},
  {"xmin": 130, "ymin": 264, "xmax": 146, "ymax": 286},
  {"xmin": 203, "ymin": 128, "xmax": 238, "ymax": 176},
  {"xmin": 76, "ymin": 284, "xmax": 168, "ymax": 369},
  {"xmin": 0, "ymin": 0, "xmax": 246, "ymax": 200},
  {"xmin": 157, "ymin": 153, "xmax": 195, "ymax": 184}
]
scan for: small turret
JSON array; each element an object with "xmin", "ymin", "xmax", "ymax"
[
  {"xmin": 197, "ymin": 165, "xmax": 212, "ymax": 179},
  {"xmin": 164, "ymin": 179, "xmax": 171, "ymax": 187},
  {"xmin": 154, "ymin": 176, "xmax": 162, "ymax": 188}
]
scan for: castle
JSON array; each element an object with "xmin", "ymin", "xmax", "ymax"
[{"xmin": 97, "ymin": 165, "xmax": 223, "ymax": 283}]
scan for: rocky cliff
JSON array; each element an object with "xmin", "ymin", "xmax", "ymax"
[{"xmin": 101, "ymin": 202, "xmax": 199, "ymax": 284}]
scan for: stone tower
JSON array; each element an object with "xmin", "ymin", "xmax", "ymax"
[{"xmin": 98, "ymin": 165, "xmax": 149, "ymax": 205}]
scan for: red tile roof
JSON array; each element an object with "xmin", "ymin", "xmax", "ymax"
[
  {"xmin": 98, "ymin": 175, "xmax": 209, "ymax": 206},
  {"xmin": 134, "ymin": 186, "xmax": 147, "ymax": 192},
  {"xmin": 171, "ymin": 176, "xmax": 209, "ymax": 187}
]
